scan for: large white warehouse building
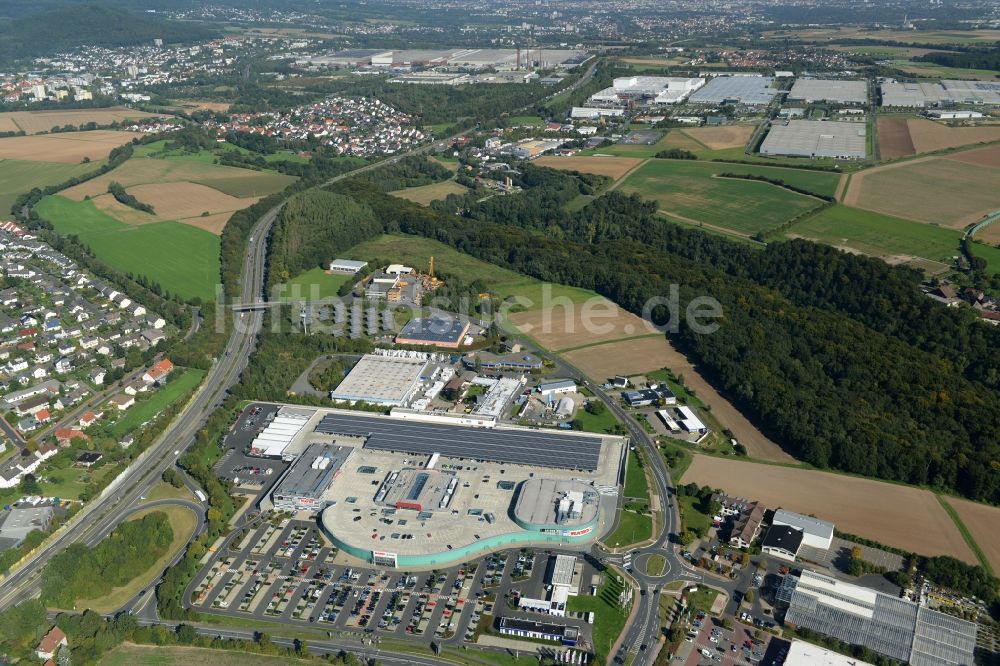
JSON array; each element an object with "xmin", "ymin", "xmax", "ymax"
[{"xmin": 589, "ymin": 76, "xmax": 705, "ymax": 106}]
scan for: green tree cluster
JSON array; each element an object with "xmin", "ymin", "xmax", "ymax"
[{"xmin": 40, "ymin": 512, "xmax": 173, "ymax": 609}]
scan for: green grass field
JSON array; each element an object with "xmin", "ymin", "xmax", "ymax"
[
  {"xmin": 36, "ymin": 196, "xmax": 221, "ymax": 302},
  {"xmin": 39, "ymin": 465, "xmax": 116, "ymax": 501},
  {"xmin": 645, "ymin": 553, "xmax": 667, "ymax": 576},
  {"xmin": 280, "ymin": 267, "xmax": 353, "ymax": 301},
  {"xmin": 619, "ymin": 159, "xmax": 830, "ymax": 235},
  {"xmin": 678, "ymin": 495, "xmax": 713, "ymax": 538},
  {"xmin": 350, "ymin": 233, "xmax": 522, "ymax": 284},
  {"xmin": 100, "ymin": 644, "xmax": 317, "ymax": 666},
  {"xmin": 607, "ymin": 509, "xmax": 653, "ymax": 548},
  {"xmin": 566, "ymin": 573, "xmax": 631, "ymax": 665},
  {"xmin": 347, "ymin": 233, "xmax": 596, "ymax": 311},
  {"xmin": 195, "ymin": 174, "xmax": 295, "ymax": 198},
  {"xmin": 572, "ymin": 405, "xmax": 622, "ymax": 434},
  {"xmin": 389, "ymin": 180, "xmax": 468, "ymax": 205},
  {"xmin": 787, "ymin": 205, "xmax": 963, "ymax": 266},
  {"xmin": 969, "ymin": 240, "xmax": 1000, "ymax": 275},
  {"xmin": 110, "ymin": 369, "xmax": 206, "ymax": 436},
  {"xmin": 0, "ymin": 158, "xmax": 102, "ymax": 216},
  {"xmin": 685, "ymin": 586, "xmax": 719, "ymax": 614},
  {"xmin": 624, "ymin": 448, "xmax": 650, "ymax": 499}
]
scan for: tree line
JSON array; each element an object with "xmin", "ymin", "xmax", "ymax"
[
  {"xmin": 324, "ymin": 162, "xmax": 1000, "ymax": 505},
  {"xmin": 267, "ymin": 190, "xmax": 382, "ymax": 290},
  {"xmin": 717, "ymin": 171, "xmax": 836, "ymax": 201},
  {"xmin": 107, "ymin": 181, "xmax": 155, "ymax": 213}
]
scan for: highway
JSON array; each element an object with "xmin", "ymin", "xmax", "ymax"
[
  {"xmin": 0, "ymin": 211, "xmax": 269, "ymax": 612},
  {"xmin": 0, "ymin": 59, "xmax": 693, "ymax": 665}
]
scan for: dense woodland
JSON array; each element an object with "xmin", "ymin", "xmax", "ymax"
[
  {"xmin": 0, "ymin": 4, "xmax": 217, "ymax": 63},
  {"xmin": 350, "ymin": 154, "xmax": 453, "ymax": 193},
  {"xmin": 915, "ymin": 49, "xmax": 1000, "ymax": 72},
  {"xmin": 319, "ymin": 164, "xmax": 1000, "ymax": 505},
  {"xmin": 40, "ymin": 512, "xmax": 172, "ymax": 609},
  {"xmin": 267, "ymin": 190, "xmax": 382, "ymax": 289}
]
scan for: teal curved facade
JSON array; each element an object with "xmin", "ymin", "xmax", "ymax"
[{"xmin": 320, "ymin": 516, "xmax": 598, "ymax": 568}]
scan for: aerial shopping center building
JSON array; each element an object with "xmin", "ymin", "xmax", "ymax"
[{"xmin": 253, "ymin": 404, "xmax": 624, "ymax": 568}]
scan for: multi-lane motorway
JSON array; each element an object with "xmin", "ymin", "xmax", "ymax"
[{"xmin": 0, "ymin": 58, "xmax": 729, "ymax": 662}]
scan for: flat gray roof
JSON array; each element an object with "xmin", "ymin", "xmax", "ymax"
[
  {"xmin": 329, "ymin": 354, "xmax": 428, "ymax": 406},
  {"xmin": 0, "ymin": 506, "xmax": 53, "ymax": 541},
  {"xmin": 788, "ymin": 78, "xmax": 867, "ymax": 104},
  {"xmin": 881, "ymin": 79, "xmax": 1000, "ymax": 107},
  {"xmin": 314, "ymin": 412, "xmax": 603, "ymax": 471},
  {"xmin": 272, "ymin": 443, "xmax": 351, "ymax": 501},
  {"xmin": 773, "ymin": 508, "xmax": 835, "ymax": 540},
  {"xmin": 397, "ymin": 316, "xmax": 469, "ymax": 344},
  {"xmin": 760, "ymin": 120, "xmax": 866, "ymax": 159},
  {"xmin": 689, "ymin": 76, "xmax": 777, "ymax": 105},
  {"xmin": 513, "ymin": 478, "xmax": 598, "ymax": 527}
]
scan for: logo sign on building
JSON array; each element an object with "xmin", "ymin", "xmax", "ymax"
[
  {"xmin": 563, "ymin": 527, "xmax": 594, "ymax": 537},
  {"xmin": 372, "ymin": 550, "xmax": 398, "ymax": 568}
]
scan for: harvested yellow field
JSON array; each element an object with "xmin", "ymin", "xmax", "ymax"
[
  {"xmin": 508, "ymin": 297, "xmax": 655, "ymax": 351},
  {"xmin": 683, "ymin": 455, "xmax": 977, "ymax": 562},
  {"xmin": 0, "ymin": 130, "xmax": 137, "ymax": 164},
  {"xmin": 682, "ymin": 125, "xmax": 756, "ymax": 150},
  {"xmin": 177, "ymin": 100, "xmax": 231, "ymax": 112},
  {"xmin": 390, "ymin": 180, "xmax": 468, "ymax": 205},
  {"xmin": 180, "ymin": 212, "xmax": 233, "ymax": 235},
  {"xmin": 906, "ymin": 118, "xmax": 1000, "ymax": 154},
  {"xmin": 977, "ymin": 223, "xmax": 1000, "ymax": 245},
  {"xmin": 534, "ymin": 155, "xmax": 645, "ymax": 180},
  {"xmin": 564, "ymin": 335, "xmax": 681, "ymax": 379},
  {"xmin": 91, "ymin": 194, "xmax": 158, "ymax": 225},
  {"xmin": 127, "ymin": 182, "xmax": 259, "ymax": 220},
  {"xmin": 843, "ymin": 155, "xmax": 1000, "ymax": 228},
  {"xmin": 62, "ymin": 157, "xmax": 293, "ymax": 200},
  {"xmin": 0, "ymin": 107, "xmax": 163, "ymax": 135},
  {"xmin": 522, "ymin": 305, "xmax": 795, "ymax": 463},
  {"xmin": 0, "ymin": 116, "xmax": 20, "ymax": 133},
  {"xmin": 943, "ymin": 498, "xmax": 1000, "ymax": 573}
]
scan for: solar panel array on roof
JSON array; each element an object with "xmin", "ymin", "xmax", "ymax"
[
  {"xmin": 911, "ymin": 607, "xmax": 979, "ymax": 666},
  {"xmin": 314, "ymin": 413, "xmax": 603, "ymax": 470},
  {"xmin": 784, "ymin": 570, "xmax": 976, "ymax": 666}
]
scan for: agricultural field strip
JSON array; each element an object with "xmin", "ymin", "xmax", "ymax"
[{"xmin": 681, "ymin": 455, "xmax": 977, "ymax": 562}]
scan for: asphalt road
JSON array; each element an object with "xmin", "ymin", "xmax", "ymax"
[
  {"xmin": 0, "ymin": 204, "xmax": 270, "ymax": 612},
  {"xmin": 543, "ymin": 353, "xmax": 740, "ymax": 666},
  {"xmin": 0, "ymin": 59, "xmax": 618, "ymax": 660}
]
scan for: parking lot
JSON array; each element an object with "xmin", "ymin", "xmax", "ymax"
[
  {"xmin": 189, "ymin": 517, "xmax": 599, "ymax": 650},
  {"xmin": 214, "ymin": 404, "xmax": 288, "ymax": 489},
  {"xmin": 680, "ymin": 613, "xmax": 789, "ymax": 666},
  {"xmin": 191, "ymin": 518, "xmax": 475, "ymax": 636}
]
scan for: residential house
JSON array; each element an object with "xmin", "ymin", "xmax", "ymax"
[
  {"xmin": 35, "ymin": 626, "xmax": 67, "ymax": 660},
  {"xmin": 728, "ymin": 503, "xmax": 765, "ymax": 549},
  {"xmin": 143, "ymin": 358, "xmax": 174, "ymax": 384},
  {"xmin": 79, "ymin": 411, "xmax": 101, "ymax": 427},
  {"xmin": 55, "ymin": 428, "xmax": 89, "ymax": 447},
  {"xmin": 109, "ymin": 394, "xmax": 134, "ymax": 411}
]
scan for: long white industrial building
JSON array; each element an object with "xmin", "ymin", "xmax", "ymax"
[{"xmin": 249, "ymin": 407, "xmax": 313, "ymax": 459}]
